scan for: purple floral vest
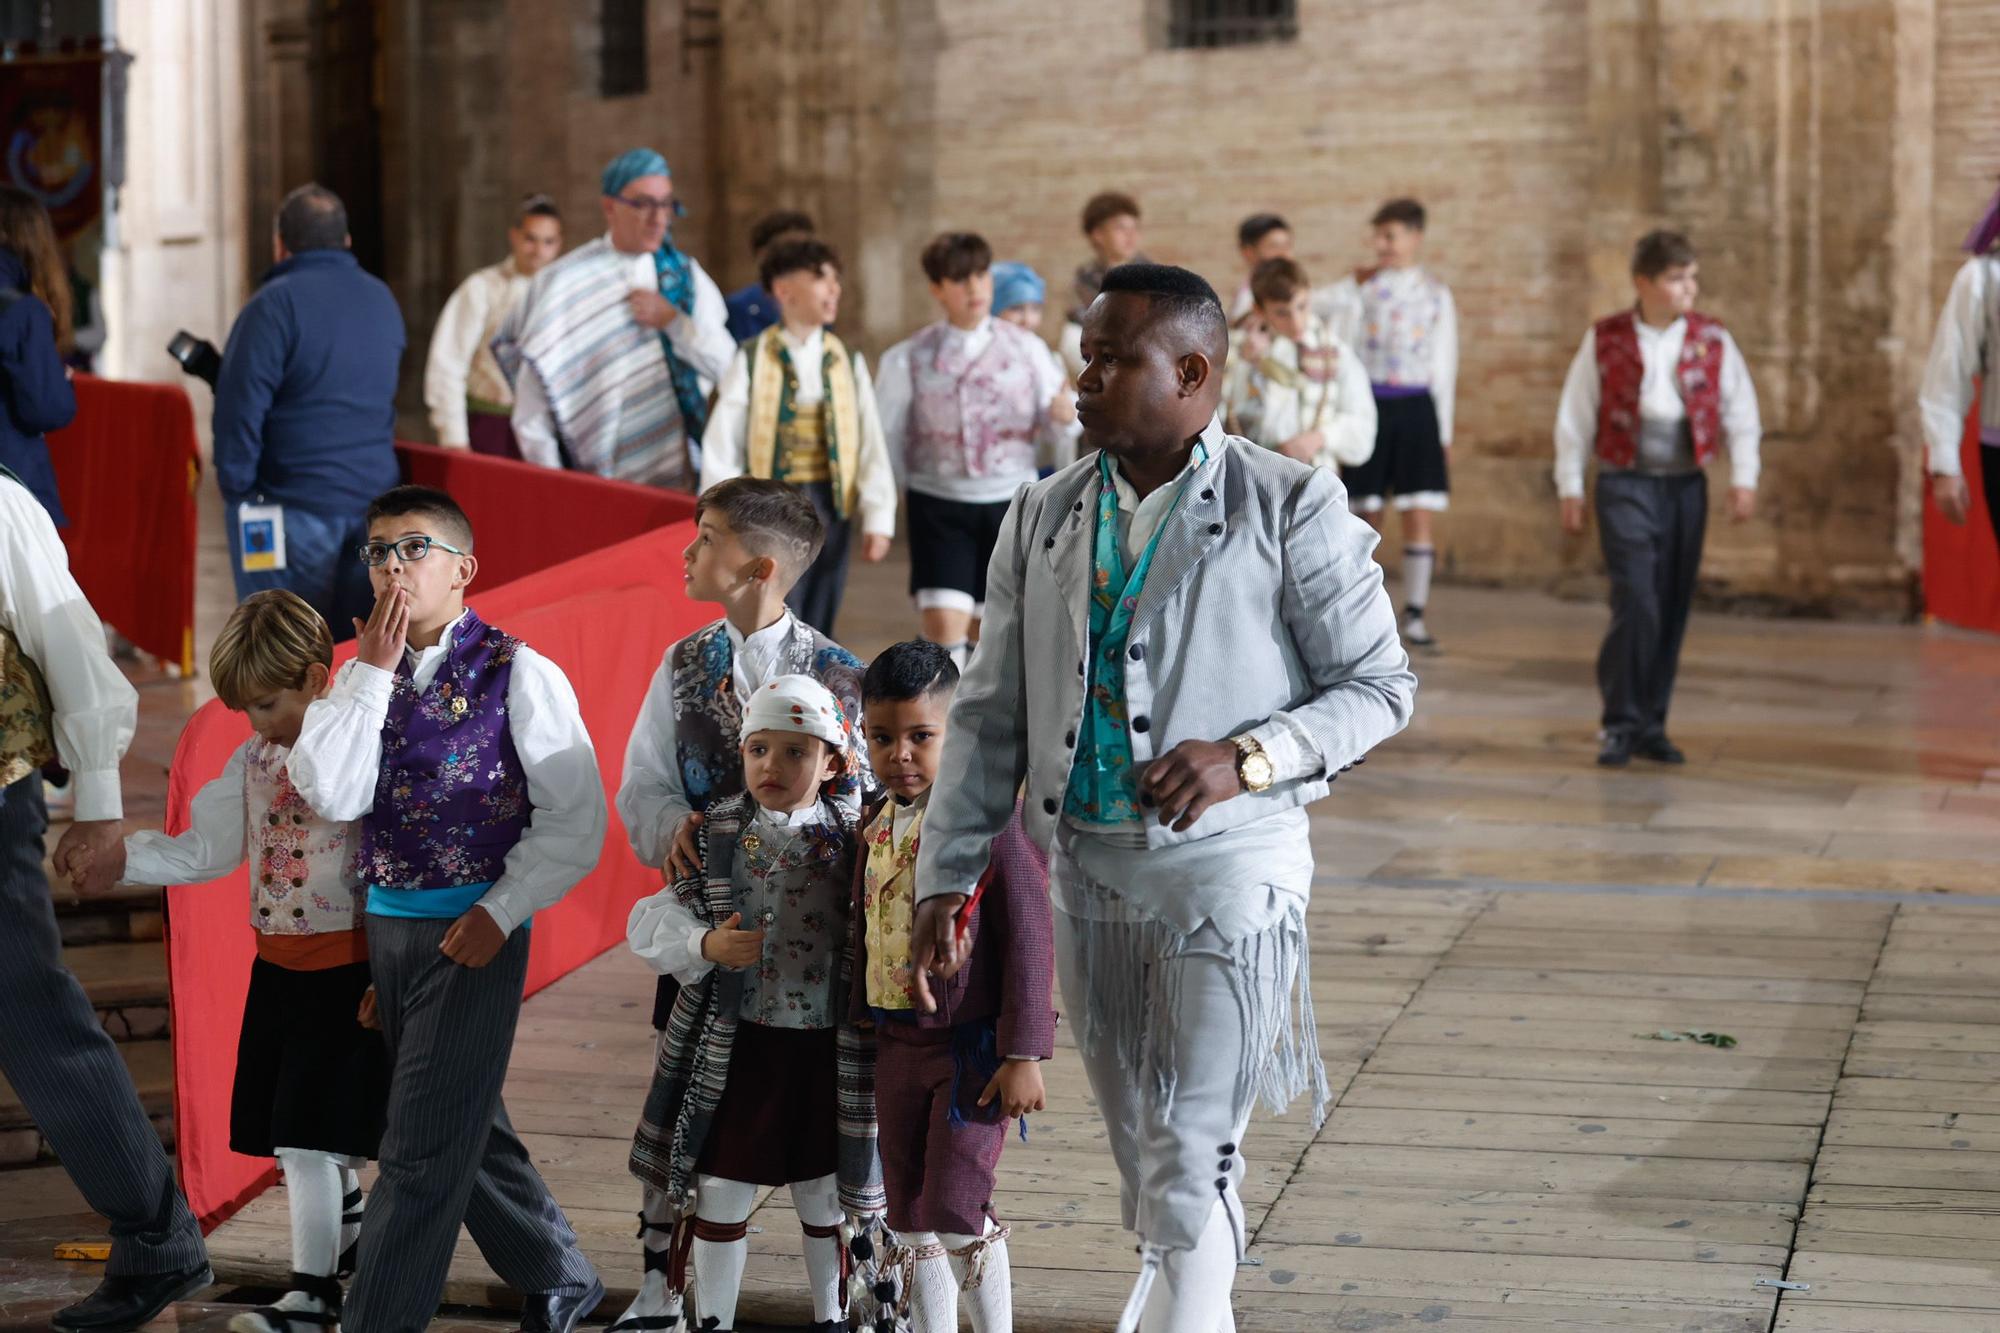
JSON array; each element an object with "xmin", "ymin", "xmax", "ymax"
[{"xmin": 359, "ymin": 609, "xmax": 530, "ymax": 890}]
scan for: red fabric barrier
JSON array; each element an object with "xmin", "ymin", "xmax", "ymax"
[
  {"xmin": 1922, "ymin": 394, "xmax": 2000, "ymax": 634},
  {"xmin": 166, "ymin": 460, "xmax": 704, "ymax": 1230},
  {"xmin": 46, "ymin": 375, "xmax": 201, "ymax": 671}
]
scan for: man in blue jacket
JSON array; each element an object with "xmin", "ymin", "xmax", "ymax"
[{"xmin": 214, "ymin": 184, "xmax": 403, "ymax": 637}]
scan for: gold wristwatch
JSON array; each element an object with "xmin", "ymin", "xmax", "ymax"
[{"xmin": 1232, "ymin": 735, "xmax": 1275, "ymax": 793}]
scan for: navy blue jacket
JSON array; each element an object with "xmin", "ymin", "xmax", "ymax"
[
  {"xmin": 0, "ymin": 249, "xmax": 77, "ymax": 525},
  {"xmin": 213, "ymin": 248, "xmax": 404, "ymax": 515},
  {"xmin": 724, "ymin": 282, "xmax": 778, "ymax": 344}
]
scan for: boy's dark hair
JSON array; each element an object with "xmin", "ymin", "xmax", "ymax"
[
  {"xmin": 695, "ymin": 477, "xmax": 826, "ymax": 582},
  {"xmin": 920, "ymin": 232, "xmax": 993, "ymax": 284},
  {"xmin": 861, "ymin": 640, "xmax": 960, "ymax": 705},
  {"xmin": 1098, "ymin": 262, "xmax": 1227, "ymax": 353},
  {"xmin": 760, "ymin": 236, "xmax": 841, "ymax": 291},
  {"xmin": 1250, "ymin": 257, "xmax": 1311, "ymax": 308},
  {"xmin": 514, "ymin": 192, "xmax": 561, "ymax": 226},
  {"xmin": 749, "ymin": 209, "xmax": 815, "ymax": 256},
  {"xmin": 276, "ymin": 183, "xmax": 347, "ymax": 253},
  {"xmin": 1081, "ymin": 190, "xmax": 1142, "ymax": 236},
  {"xmin": 1631, "ymin": 229, "xmax": 1699, "ymax": 279},
  {"xmin": 1238, "ymin": 212, "xmax": 1290, "ymax": 249},
  {"xmin": 1371, "ymin": 197, "xmax": 1427, "ymax": 232},
  {"xmin": 366, "ymin": 484, "xmax": 474, "ymax": 551}
]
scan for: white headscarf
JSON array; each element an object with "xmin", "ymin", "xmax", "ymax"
[{"xmin": 741, "ymin": 673, "xmax": 854, "ymax": 754}]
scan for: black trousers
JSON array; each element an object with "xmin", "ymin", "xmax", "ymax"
[
  {"xmin": 784, "ymin": 480, "xmax": 854, "ymax": 638},
  {"xmin": 1983, "ymin": 443, "xmax": 2000, "ymax": 552},
  {"xmin": 1595, "ymin": 471, "xmax": 1707, "ymax": 741}
]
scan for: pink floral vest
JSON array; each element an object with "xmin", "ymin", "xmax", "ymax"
[
  {"xmin": 906, "ymin": 320, "xmax": 1046, "ymax": 482},
  {"xmin": 243, "ymin": 737, "xmax": 363, "ymax": 935}
]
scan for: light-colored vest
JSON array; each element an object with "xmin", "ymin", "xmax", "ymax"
[
  {"xmin": 906, "ymin": 320, "xmax": 1044, "ymax": 482},
  {"xmin": 0, "ymin": 624, "xmax": 54, "ymax": 790},
  {"xmin": 745, "ymin": 326, "xmax": 864, "ymax": 517},
  {"xmin": 243, "ymin": 737, "xmax": 365, "ymax": 935}
]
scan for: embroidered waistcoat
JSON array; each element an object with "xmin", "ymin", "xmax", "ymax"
[
  {"xmin": 743, "ymin": 326, "xmax": 864, "ymax": 517},
  {"xmin": 1593, "ymin": 309, "xmax": 1726, "ymax": 469},
  {"xmin": 0, "ymin": 624, "xmax": 54, "ymax": 789},
  {"xmin": 906, "ymin": 320, "xmax": 1045, "ymax": 482},
  {"xmin": 360, "ymin": 609, "xmax": 529, "ymax": 890},
  {"xmin": 731, "ymin": 800, "xmax": 857, "ymax": 1029},
  {"xmin": 1354, "ymin": 266, "xmax": 1446, "ymax": 387},
  {"xmin": 245, "ymin": 737, "xmax": 363, "ymax": 934},
  {"xmin": 859, "ymin": 799, "xmax": 922, "ymax": 1010}
]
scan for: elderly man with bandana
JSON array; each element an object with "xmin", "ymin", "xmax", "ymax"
[{"xmin": 495, "ymin": 148, "xmax": 736, "ymax": 489}]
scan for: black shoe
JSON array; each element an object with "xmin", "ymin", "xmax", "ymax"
[
  {"xmin": 1636, "ymin": 735, "xmax": 1687, "ymax": 765},
  {"xmin": 1597, "ymin": 733, "xmax": 1633, "ymax": 768},
  {"xmin": 51, "ymin": 1262, "xmax": 214, "ymax": 1333},
  {"xmin": 518, "ymin": 1279, "xmax": 605, "ymax": 1333}
]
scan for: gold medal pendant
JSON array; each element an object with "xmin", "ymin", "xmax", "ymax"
[{"xmin": 450, "ymin": 694, "xmax": 469, "ymax": 716}]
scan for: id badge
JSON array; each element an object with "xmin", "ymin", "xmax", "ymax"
[{"xmin": 237, "ymin": 502, "xmax": 287, "ymax": 572}]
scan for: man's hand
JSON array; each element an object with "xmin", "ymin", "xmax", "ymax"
[
  {"xmin": 353, "ymin": 585, "xmax": 410, "ymax": 672},
  {"xmin": 1277, "ymin": 430, "xmax": 1322, "ymax": 464},
  {"xmin": 978, "ymin": 1058, "xmax": 1047, "ymax": 1118},
  {"xmin": 1139, "ymin": 739, "xmax": 1243, "ymax": 833},
  {"xmin": 357, "ymin": 986, "xmax": 381, "ymax": 1030},
  {"xmin": 908, "ymin": 893, "xmax": 970, "ymax": 1014},
  {"xmin": 701, "ymin": 912, "xmax": 766, "ymax": 968},
  {"xmin": 55, "ymin": 820, "xmax": 125, "ymax": 896},
  {"xmin": 1729, "ymin": 486, "xmax": 1757, "ymax": 523},
  {"xmin": 628, "ymin": 289, "xmax": 678, "ymax": 330},
  {"xmin": 861, "ymin": 534, "xmax": 892, "ymax": 563},
  {"xmin": 1048, "ymin": 392, "xmax": 1078, "ymax": 427},
  {"xmin": 666, "ymin": 812, "xmax": 705, "ymax": 881},
  {"xmin": 440, "ymin": 906, "xmax": 507, "ymax": 968},
  {"xmin": 1935, "ymin": 474, "xmax": 1972, "ymax": 526},
  {"xmin": 1560, "ymin": 497, "xmax": 1587, "ymax": 536}
]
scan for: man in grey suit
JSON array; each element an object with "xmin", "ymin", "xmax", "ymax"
[
  {"xmin": 910, "ymin": 264, "xmax": 1415, "ymax": 1331},
  {"xmin": 0, "ymin": 473, "xmax": 211, "ymax": 1330}
]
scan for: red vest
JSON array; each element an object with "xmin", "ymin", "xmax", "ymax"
[{"xmin": 1593, "ymin": 309, "xmax": 1725, "ymax": 468}]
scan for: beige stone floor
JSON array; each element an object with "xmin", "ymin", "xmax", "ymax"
[{"xmin": 13, "ymin": 484, "xmax": 2000, "ymax": 1329}]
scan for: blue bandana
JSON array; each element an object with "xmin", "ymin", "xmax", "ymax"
[
  {"xmin": 601, "ymin": 148, "xmax": 670, "ymax": 198},
  {"xmin": 991, "ymin": 261, "xmax": 1046, "ymax": 315}
]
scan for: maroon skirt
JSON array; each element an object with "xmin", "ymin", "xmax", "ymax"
[{"xmin": 697, "ymin": 1021, "xmax": 839, "ymax": 1185}]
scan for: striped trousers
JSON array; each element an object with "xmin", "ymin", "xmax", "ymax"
[
  {"xmin": 0, "ymin": 774, "xmax": 206, "ymax": 1276},
  {"xmin": 344, "ymin": 915, "xmax": 598, "ymax": 1333}
]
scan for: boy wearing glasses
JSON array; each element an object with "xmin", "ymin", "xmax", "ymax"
[
  {"xmin": 496, "ymin": 147, "xmax": 735, "ymax": 491},
  {"xmin": 289, "ymin": 485, "xmax": 609, "ymax": 1333}
]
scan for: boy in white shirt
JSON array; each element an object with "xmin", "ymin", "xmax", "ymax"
[
  {"xmin": 1918, "ymin": 182, "xmax": 2000, "ymax": 535},
  {"xmin": 423, "ymin": 194, "xmax": 562, "ymax": 457},
  {"xmin": 701, "ymin": 237, "xmax": 896, "ymax": 637},
  {"xmin": 1552, "ymin": 230, "xmax": 1761, "ymax": 769},
  {"xmin": 1222, "ymin": 257, "xmax": 1376, "ymax": 471}
]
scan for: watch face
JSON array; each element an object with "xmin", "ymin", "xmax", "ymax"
[{"xmin": 1244, "ymin": 753, "xmax": 1275, "ymax": 789}]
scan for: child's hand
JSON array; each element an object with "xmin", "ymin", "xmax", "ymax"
[
  {"xmin": 440, "ymin": 906, "xmax": 507, "ymax": 968},
  {"xmin": 701, "ymin": 912, "xmax": 765, "ymax": 968},
  {"xmin": 353, "ymin": 585, "xmax": 411, "ymax": 673},
  {"xmin": 357, "ymin": 986, "xmax": 380, "ymax": 1030},
  {"xmin": 978, "ymin": 1058, "xmax": 1046, "ymax": 1118},
  {"xmin": 1559, "ymin": 497, "xmax": 1587, "ymax": 536},
  {"xmin": 1278, "ymin": 430, "xmax": 1322, "ymax": 464},
  {"xmin": 56, "ymin": 820, "xmax": 124, "ymax": 897},
  {"xmin": 861, "ymin": 534, "xmax": 892, "ymax": 563},
  {"xmin": 666, "ymin": 812, "xmax": 705, "ymax": 881},
  {"xmin": 1048, "ymin": 391, "xmax": 1077, "ymax": 427}
]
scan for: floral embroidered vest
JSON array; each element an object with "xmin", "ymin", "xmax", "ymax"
[
  {"xmin": 359, "ymin": 609, "xmax": 530, "ymax": 890},
  {"xmin": 730, "ymin": 798, "xmax": 859, "ymax": 1029},
  {"xmin": 1593, "ymin": 309, "xmax": 1725, "ymax": 469},
  {"xmin": 859, "ymin": 797, "xmax": 923, "ymax": 1010},
  {"xmin": 906, "ymin": 320, "xmax": 1045, "ymax": 482},
  {"xmin": 0, "ymin": 623, "xmax": 54, "ymax": 790},
  {"xmin": 1354, "ymin": 266, "xmax": 1446, "ymax": 388},
  {"xmin": 244, "ymin": 737, "xmax": 363, "ymax": 934}
]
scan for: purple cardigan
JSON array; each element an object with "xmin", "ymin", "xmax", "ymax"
[{"xmin": 850, "ymin": 798, "xmax": 1057, "ymax": 1059}]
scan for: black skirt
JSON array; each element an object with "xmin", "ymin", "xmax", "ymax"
[
  {"xmin": 229, "ymin": 956, "xmax": 389, "ymax": 1159},
  {"xmin": 696, "ymin": 1021, "xmax": 838, "ymax": 1186},
  {"xmin": 1340, "ymin": 390, "xmax": 1450, "ymax": 501},
  {"xmin": 905, "ymin": 491, "xmax": 1014, "ymax": 603}
]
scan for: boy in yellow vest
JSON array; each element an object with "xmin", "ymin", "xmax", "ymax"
[{"xmin": 701, "ymin": 237, "xmax": 896, "ymax": 636}]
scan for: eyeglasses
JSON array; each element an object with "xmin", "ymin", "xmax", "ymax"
[
  {"xmin": 356, "ymin": 536, "xmax": 469, "ymax": 567},
  {"xmin": 610, "ymin": 193, "xmax": 679, "ymax": 220}
]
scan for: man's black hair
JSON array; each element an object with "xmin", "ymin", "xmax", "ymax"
[
  {"xmin": 1097, "ymin": 262, "xmax": 1228, "ymax": 356},
  {"xmin": 276, "ymin": 183, "xmax": 347, "ymax": 253},
  {"xmin": 861, "ymin": 640, "xmax": 960, "ymax": 704},
  {"xmin": 760, "ymin": 236, "xmax": 841, "ymax": 291},
  {"xmin": 750, "ymin": 209, "xmax": 815, "ymax": 256},
  {"xmin": 366, "ymin": 484, "xmax": 474, "ymax": 550},
  {"xmin": 1237, "ymin": 212, "xmax": 1290, "ymax": 249}
]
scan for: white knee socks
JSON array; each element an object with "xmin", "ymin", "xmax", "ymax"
[
  {"xmin": 1402, "ymin": 544, "xmax": 1435, "ymax": 617},
  {"xmin": 945, "ymin": 1219, "xmax": 1013, "ymax": 1333},
  {"xmin": 898, "ymin": 1231, "xmax": 955, "ymax": 1330},
  {"xmin": 275, "ymin": 1147, "xmax": 345, "ymax": 1279},
  {"xmin": 337, "ymin": 1161, "xmax": 364, "ymax": 1275},
  {"xmin": 612, "ymin": 1186, "xmax": 682, "ymax": 1330},
  {"xmin": 691, "ymin": 1174, "xmax": 757, "ymax": 1330},
  {"xmin": 791, "ymin": 1172, "xmax": 845, "ymax": 1325}
]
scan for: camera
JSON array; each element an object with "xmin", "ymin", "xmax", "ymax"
[{"xmin": 167, "ymin": 331, "xmax": 221, "ymax": 388}]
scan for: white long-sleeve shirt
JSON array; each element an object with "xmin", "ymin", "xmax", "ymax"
[
  {"xmin": 616, "ymin": 612, "xmax": 800, "ymax": 868},
  {"xmin": 423, "ymin": 256, "xmax": 529, "ymax": 446},
  {"xmin": 512, "ymin": 237, "xmax": 736, "ymax": 470},
  {"xmin": 1221, "ymin": 317, "xmax": 1378, "ymax": 469},
  {"xmin": 699, "ymin": 326, "xmax": 898, "ymax": 538},
  {"xmin": 288, "ymin": 615, "xmax": 606, "ymax": 936},
  {"xmin": 0, "ymin": 478, "xmax": 134, "ymax": 821},
  {"xmin": 1551, "ymin": 317, "xmax": 1763, "ymax": 499},
  {"xmin": 124, "ymin": 745, "xmax": 248, "ymax": 885},
  {"xmin": 1314, "ymin": 267, "xmax": 1459, "ymax": 445},
  {"xmin": 626, "ymin": 798, "xmax": 821, "ymax": 983},
  {"xmin": 1918, "ymin": 254, "xmax": 2000, "ymax": 478}
]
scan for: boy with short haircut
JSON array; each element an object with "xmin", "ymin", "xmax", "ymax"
[
  {"xmin": 1229, "ymin": 212, "xmax": 1293, "ymax": 322},
  {"xmin": 876, "ymin": 233, "xmax": 1076, "ymax": 665},
  {"xmin": 1223, "ymin": 257, "xmax": 1376, "ymax": 471},
  {"xmin": 614, "ymin": 476, "xmax": 872, "ymax": 1332},
  {"xmin": 1553, "ymin": 229, "xmax": 1761, "ymax": 769},
  {"xmin": 423, "ymin": 193, "xmax": 564, "ymax": 458},
  {"xmin": 627, "ymin": 674, "xmax": 879, "ymax": 1333},
  {"xmin": 288, "ymin": 485, "xmax": 607, "ymax": 1333},
  {"xmin": 1060, "ymin": 191, "xmax": 1147, "ymax": 376},
  {"xmin": 724, "ymin": 209, "xmax": 815, "ymax": 344},
  {"xmin": 701, "ymin": 237, "xmax": 896, "ymax": 637},
  {"xmin": 113, "ymin": 590, "xmax": 386, "ymax": 1333},
  {"xmin": 851, "ymin": 641, "xmax": 1054, "ymax": 1332},
  {"xmin": 1317, "ymin": 197, "xmax": 1458, "ymax": 648}
]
